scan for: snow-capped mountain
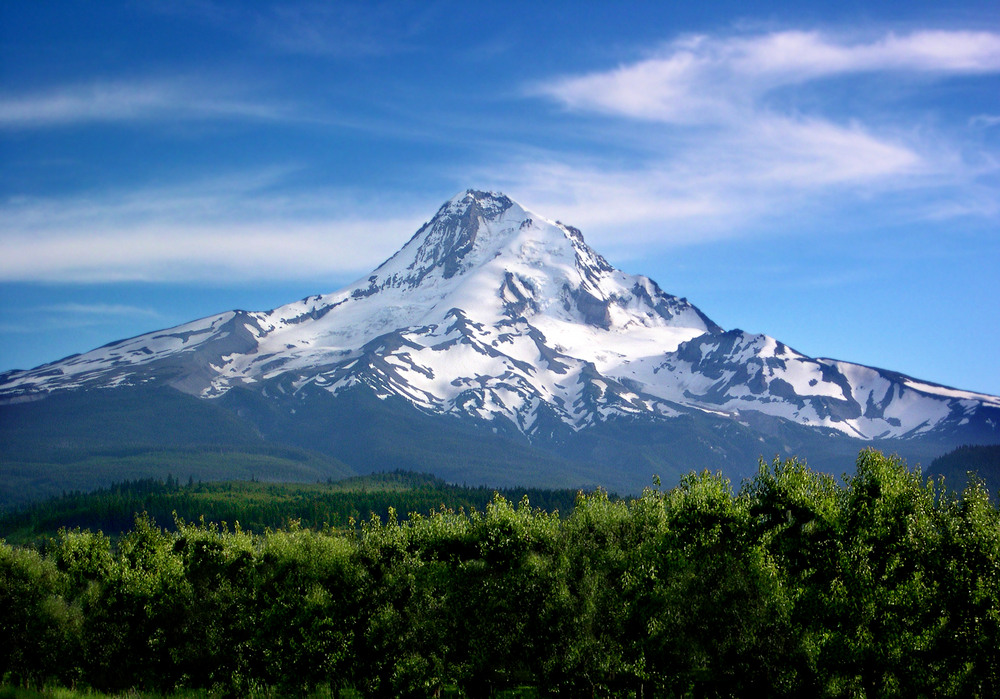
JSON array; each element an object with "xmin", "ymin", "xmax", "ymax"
[
  {"xmin": 2, "ymin": 190, "xmax": 998, "ymax": 493},
  {"xmin": 3, "ymin": 189, "xmax": 997, "ymax": 438}
]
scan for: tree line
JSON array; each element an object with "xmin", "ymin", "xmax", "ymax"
[
  {"xmin": 0, "ymin": 472, "xmax": 584, "ymax": 546},
  {"xmin": 2, "ymin": 449, "xmax": 999, "ymax": 698}
]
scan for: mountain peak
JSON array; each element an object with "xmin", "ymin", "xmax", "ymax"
[
  {"xmin": 369, "ymin": 189, "xmax": 524, "ymax": 286},
  {"xmin": 443, "ymin": 189, "xmax": 515, "ymax": 220},
  {"xmin": 336, "ymin": 190, "xmax": 722, "ymax": 346}
]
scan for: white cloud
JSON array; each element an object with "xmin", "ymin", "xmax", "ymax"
[
  {"xmin": 2, "ymin": 28, "xmax": 997, "ymax": 282},
  {"xmin": 0, "ymin": 223, "xmax": 415, "ymax": 282},
  {"xmin": 0, "ymin": 304, "xmax": 161, "ymax": 334},
  {"xmin": 0, "ymin": 79, "xmax": 293, "ymax": 128},
  {"xmin": 736, "ymin": 116, "xmax": 923, "ymax": 184},
  {"xmin": 509, "ymin": 29, "xmax": 1000, "ymax": 251},
  {"xmin": 541, "ymin": 30, "xmax": 1000, "ymax": 124},
  {"xmin": 971, "ymin": 114, "xmax": 1000, "ymax": 127},
  {"xmin": 475, "ymin": 116, "xmax": 927, "ymax": 254},
  {"xmin": 731, "ymin": 30, "xmax": 1000, "ymax": 79},
  {"xmin": 0, "ymin": 175, "xmax": 427, "ymax": 282},
  {"xmin": 40, "ymin": 303, "xmax": 162, "ymax": 317}
]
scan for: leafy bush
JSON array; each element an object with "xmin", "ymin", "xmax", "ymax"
[{"xmin": 2, "ymin": 450, "xmax": 999, "ymax": 698}]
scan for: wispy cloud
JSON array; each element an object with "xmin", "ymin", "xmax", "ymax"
[
  {"xmin": 501, "ymin": 29, "xmax": 1000, "ymax": 253},
  {"xmin": 0, "ymin": 79, "xmax": 294, "ymax": 128},
  {"xmin": 3, "ymin": 27, "xmax": 997, "ymax": 281},
  {"xmin": 971, "ymin": 114, "xmax": 1000, "ymax": 127},
  {"xmin": 0, "ymin": 173, "xmax": 428, "ymax": 282},
  {"xmin": 0, "ymin": 303, "xmax": 162, "ymax": 334},
  {"xmin": 39, "ymin": 303, "xmax": 162, "ymax": 317},
  {"xmin": 539, "ymin": 30, "xmax": 1000, "ymax": 124}
]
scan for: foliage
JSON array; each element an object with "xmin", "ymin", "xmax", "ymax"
[
  {"xmin": 1, "ymin": 451, "xmax": 999, "ymax": 698},
  {"xmin": 0, "ymin": 472, "xmax": 585, "ymax": 547}
]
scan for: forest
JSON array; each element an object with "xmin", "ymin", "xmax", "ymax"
[
  {"xmin": 2, "ymin": 449, "xmax": 999, "ymax": 698},
  {"xmin": 0, "ymin": 471, "xmax": 584, "ymax": 548}
]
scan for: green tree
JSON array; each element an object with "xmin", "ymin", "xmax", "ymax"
[
  {"xmin": 0, "ymin": 541, "xmax": 81, "ymax": 687},
  {"xmin": 822, "ymin": 449, "xmax": 947, "ymax": 697},
  {"xmin": 743, "ymin": 457, "xmax": 844, "ymax": 695},
  {"xmin": 452, "ymin": 496, "xmax": 561, "ymax": 698},
  {"xmin": 79, "ymin": 513, "xmax": 185, "ymax": 692},
  {"xmin": 168, "ymin": 516, "xmax": 258, "ymax": 694},
  {"xmin": 542, "ymin": 488, "xmax": 644, "ymax": 697},
  {"xmin": 923, "ymin": 475, "xmax": 1000, "ymax": 696},
  {"xmin": 250, "ymin": 522, "xmax": 363, "ymax": 697},
  {"xmin": 631, "ymin": 470, "xmax": 795, "ymax": 698}
]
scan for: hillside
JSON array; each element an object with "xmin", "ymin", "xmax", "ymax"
[
  {"xmin": 0, "ymin": 471, "xmax": 587, "ymax": 546},
  {"xmin": 925, "ymin": 444, "xmax": 1000, "ymax": 499}
]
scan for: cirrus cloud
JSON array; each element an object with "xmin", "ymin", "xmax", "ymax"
[
  {"xmin": 496, "ymin": 29, "xmax": 1000, "ymax": 254},
  {"xmin": 539, "ymin": 30, "xmax": 1000, "ymax": 124},
  {"xmin": 0, "ymin": 173, "xmax": 427, "ymax": 282},
  {"xmin": 0, "ymin": 79, "xmax": 295, "ymax": 128}
]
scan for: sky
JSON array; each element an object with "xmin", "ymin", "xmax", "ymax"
[{"xmin": 1, "ymin": 0, "xmax": 999, "ymax": 396}]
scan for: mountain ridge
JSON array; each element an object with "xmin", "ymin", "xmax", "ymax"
[{"xmin": 2, "ymin": 189, "xmax": 998, "ymax": 498}]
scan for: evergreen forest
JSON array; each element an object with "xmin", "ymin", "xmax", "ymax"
[
  {"xmin": 3, "ymin": 449, "xmax": 1000, "ymax": 698},
  {"xmin": 0, "ymin": 472, "xmax": 584, "ymax": 548}
]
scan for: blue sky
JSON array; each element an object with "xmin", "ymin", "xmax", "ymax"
[{"xmin": 2, "ymin": 1, "xmax": 999, "ymax": 396}]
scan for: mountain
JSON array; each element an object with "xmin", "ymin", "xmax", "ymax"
[
  {"xmin": 2, "ymin": 190, "xmax": 999, "ymax": 502},
  {"xmin": 924, "ymin": 444, "xmax": 1000, "ymax": 500}
]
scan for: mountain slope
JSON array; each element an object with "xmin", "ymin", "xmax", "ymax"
[
  {"xmin": 925, "ymin": 444, "xmax": 1000, "ymax": 499},
  {"xmin": 2, "ymin": 190, "xmax": 998, "ymax": 499}
]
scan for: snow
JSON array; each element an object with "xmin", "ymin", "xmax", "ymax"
[
  {"xmin": 902, "ymin": 379, "xmax": 1000, "ymax": 406},
  {"xmin": 777, "ymin": 356, "xmax": 844, "ymax": 399},
  {"xmin": 2, "ymin": 189, "xmax": 997, "ymax": 442}
]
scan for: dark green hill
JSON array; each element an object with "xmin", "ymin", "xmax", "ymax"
[
  {"xmin": 925, "ymin": 444, "xmax": 1000, "ymax": 498},
  {"xmin": 0, "ymin": 470, "xmax": 590, "ymax": 546},
  {"xmin": 217, "ymin": 384, "xmax": 609, "ymax": 489},
  {"xmin": 1, "ymin": 384, "xmax": 260, "ymax": 458},
  {"xmin": 215, "ymin": 382, "xmax": 958, "ymax": 494},
  {"xmin": 0, "ymin": 385, "xmax": 355, "ymax": 507},
  {"xmin": 0, "ymin": 383, "xmax": 599, "ymax": 507}
]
